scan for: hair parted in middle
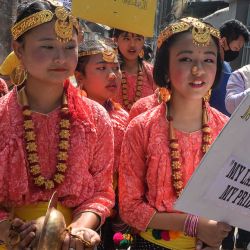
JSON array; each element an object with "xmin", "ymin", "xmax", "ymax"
[{"xmin": 153, "ymin": 17, "xmax": 223, "ymax": 89}]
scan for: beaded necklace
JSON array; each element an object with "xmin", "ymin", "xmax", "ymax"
[
  {"xmin": 167, "ymin": 99, "xmax": 212, "ymax": 197},
  {"xmin": 19, "ymin": 87, "xmax": 71, "ymax": 190},
  {"xmin": 121, "ymin": 65, "xmax": 143, "ymax": 110}
]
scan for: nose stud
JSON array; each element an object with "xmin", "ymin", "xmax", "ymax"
[{"xmin": 191, "ymin": 66, "xmax": 198, "ymax": 76}]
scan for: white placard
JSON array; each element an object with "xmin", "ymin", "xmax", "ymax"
[
  {"xmin": 174, "ymin": 93, "xmax": 250, "ymax": 231},
  {"xmin": 59, "ymin": 0, "xmax": 72, "ymax": 10}
]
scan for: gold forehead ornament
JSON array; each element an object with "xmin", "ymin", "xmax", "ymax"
[
  {"xmin": 78, "ymin": 41, "xmax": 118, "ymax": 63},
  {"xmin": 157, "ymin": 17, "xmax": 221, "ymax": 49},
  {"xmin": 11, "ymin": 6, "xmax": 79, "ymax": 43}
]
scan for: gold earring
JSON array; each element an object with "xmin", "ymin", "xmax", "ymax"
[
  {"xmin": 203, "ymin": 89, "xmax": 212, "ymax": 102},
  {"xmin": 138, "ymin": 50, "xmax": 144, "ymax": 59},
  {"xmin": 191, "ymin": 66, "xmax": 198, "ymax": 76},
  {"xmin": 158, "ymin": 87, "xmax": 171, "ymax": 103},
  {"xmin": 10, "ymin": 64, "xmax": 27, "ymax": 86}
]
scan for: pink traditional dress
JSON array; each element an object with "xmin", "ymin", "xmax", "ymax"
[
  {"xmin": 0, "ymin": 81, "xmax": 115, "ymax": 236},
  {"xmin": 0, "ymin": 78, "xmax": 8, "ymax": 97},
  {"xmin": 114, "ymin": 61, "xmax": 156, "ymax": 112},
  {"xmin": 104, "ymin": 100, "xmax": 128, "ymax": 175},
  {"xmin": 119, "ymin": 103, "xmax": 228, "ymax": 249},
  {"xmin": 129, "ymin": 88, "xmax": 159, "ymax": 122}
]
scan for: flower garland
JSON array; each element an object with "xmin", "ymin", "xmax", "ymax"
[
  {"xmin": 121, "ymin": 66, "xmax": 143, "ymax": 111},
  {"xmin": 20, "ymin": 87, "xmax": 71, "ymax": 190},
  {"xmin": 168, "ymin": 99, "xmax": 212, "ymax": 197}
]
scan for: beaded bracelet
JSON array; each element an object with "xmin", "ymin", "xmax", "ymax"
[{"xmin": 183, "ymin": 214, "xmax": 199, "ymax": 237}]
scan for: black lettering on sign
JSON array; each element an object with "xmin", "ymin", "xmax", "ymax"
[
  {"xmin": 218, "ymin": 185, "xmax": 239, "ymax": 202},
  {"xmin": 225, "ymin": 160, "xmax": 246, "ymax": 182}
]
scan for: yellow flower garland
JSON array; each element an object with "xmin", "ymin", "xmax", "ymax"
[
  {"xmin": 121, "ymin": 66, "xmax": 143, "ymax": 111},
  {"xmin": 20, "ymin": 88, "xmax": 71, "ymax": 190},
  {"xmin": 167, "ymin": 99, "xmax": 212, "ymax": 197}
]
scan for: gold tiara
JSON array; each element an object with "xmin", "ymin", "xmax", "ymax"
[
  {"xmin": 11, "ymin": 6, "xmax": 79, "ymax": 43},
  {"xmin": 78, "ymin": 39, "xmax": 118, "ymax": 63},
  {"xmin": 157, "ymin": 17, "xmax": 221, "ymax": 48}
]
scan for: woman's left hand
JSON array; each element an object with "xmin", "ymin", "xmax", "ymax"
[{"xmin": 62, "ymin": 227, "xmax": 100, "ymax": 250}]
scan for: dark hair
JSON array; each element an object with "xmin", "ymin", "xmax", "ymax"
[
  {"xmin": 153, "ymin": 31, "xmax": 222, "ymax": 89},
  {"xmin": 220, "ymin": 19, "xmax": 250, "ymax": 43},
  {"xmin": 75, "ymin": 56, "xmax": 91, "ymax": 76}
]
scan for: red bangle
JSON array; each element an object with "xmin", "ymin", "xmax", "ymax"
[{"xmin": 183, "ymin": 214, "xmax": 199, "ymax": 237}]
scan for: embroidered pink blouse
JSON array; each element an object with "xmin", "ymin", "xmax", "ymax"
[
  {"xmin": 119, "ymin": 103, "xmax": 228, "ymax": 231},
  {"xmin": 0, "ymin": 78, "xmax": 8, "ymax": 97},
  {"xmin": 129, "ymin": 89, "xmax": 159, "ymax": 122},
  {"xmin": 0, "ymin": 89, "xmax": 115, "ymax": 224},
  {"xmin": 114, "ymin": 61, "xmax": 156, "ymax": 112},
  {"xmin": 108, "ymin": 107, "xmax": 128, "ymax": 173}
]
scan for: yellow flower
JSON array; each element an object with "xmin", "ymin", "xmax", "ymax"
[
  {"xmin": 59, "ymin": 140, "xmax": 69, "ymax": 150},
  {"xmin": 54, "ymin": 173, "xmax": 65, "ymax": 184},
  {"xmin": 30, "ymin": 165, "xmax": 40, "ymax": 175},
  {"xmin": 34, "ymin": 176, "xmax": 45, "ymax": 186},
  {"xmin": 58, "ymin": 151, "xmax": 68, "ymax": 161},
  {"xmin": 171, "ymin": 150, "xmax": 180, "ymax": 158},
  {"xmin": 26, "ymin": 142, "xmax": 37, "ymax": 152},
  {"xmin": 28, "ymin": 153, "xmax": 39, "ymax": 163},
  {"xmin": 23, "ymin": 109, "xmax": 32, "ymax": 116},
  {"xmin": 24, "ymin": 120, "xmax": 34, "ymax": 129},
  {"xmin": 60, "ymin": 119, "xmax": 70, "ymax": 128},
  {"xmin": 45, "ymin": 180, "xmax": 55, "ymax": 190},
  {"xmin": 59, "ymin": 130, "xmax": 70, "ymax": 139},
  {"xmin": 57, "ymin": 163, "xmax": 67, "ymax": 172},
  {"xmin": 25, "ymin": 131, "xmax": 36, "ymax": 141},
  {"xmin": 171, "ymin": 161, "xmax": 181, "ymax": 169}
]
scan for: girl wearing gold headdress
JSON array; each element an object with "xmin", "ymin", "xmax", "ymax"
[
  {"xmin": 75, "ymin": 38, "xmax": 129, "ymax": 250},
  {"xmin": 112, "ymin": 29, "xmax": 156, "ymax": 112},
  {"xmin": 0, "ymin": 1, "xmax": 114, "ymax": 249},
  {"xmin": 119, "ymin": 17, "xmax": 232, "ymax": 250}
]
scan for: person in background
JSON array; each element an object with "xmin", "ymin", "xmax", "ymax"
[
  {"xmin": 0, "ymin": 1, "xmax": 114, "ymax": 249},
  {"xmin": 225, "ymin": 64, "xmax": 250, "ymax": 114},
  {"xmin": 75, "ymin": 38, "xmax": 129, "ymax": 250},
  {"xmin": 210, "ymin": 19, "xmax": 250, "ymax": 116},
  {"xmin": 111, "ymin": 28, "xmax": 156, "ymax": 112},
  {"xmin": 224, "ymin": 64, "xmax": 250, "ymax": 250},
  {"xmin": 119, "ymin": 17, "xmax": 231, "ymax": 250}
]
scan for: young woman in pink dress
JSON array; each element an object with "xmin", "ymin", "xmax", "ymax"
[
  {"xmin": 0, "ymin": 1, "xmax": 114, "ymax": 249},
  {"xmin": 119, "ymin": 17, "xmax": 232, "ymax": 250},
  {"xmin": 112, "ymin": 29, "xmax": 156, "ymax": 112},
  {"xmin": 75, "ymin": 38, "xmax": 129, "ymax": 250}
]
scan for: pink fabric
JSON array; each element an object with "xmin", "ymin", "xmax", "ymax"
[
  {"xmin": 129, "ymin": 89, "xmax": 159, "ymax": 122},
  {"xmin": 0, "ymin": 88, "xmax": 115, "ymax": 224},
  {"xmin": 119, "ymin": 103, "xmax": 228, "ymax": 231},
  {"xmin": 109, "ymin": 107, "xmax": 128, "ymax": 173},
  {"xmin": 0, "ymin": 78, "xmax": 8, "ymax": 96},
  {"xmin": 114, "ymin": 61, "xmax": 156, "ymax": 112}
]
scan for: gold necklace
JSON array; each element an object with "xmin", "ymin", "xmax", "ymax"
[
  {"xmin": 168, "ymin": 99, "xmax": 212, "ymax": 197},
  {"xmin": 20, "ymin": 88, "xmax": 71, "ymax": 190},
  {"xmin": 121, "ymin": 66, "xmax": 143, "ymax": 110}
]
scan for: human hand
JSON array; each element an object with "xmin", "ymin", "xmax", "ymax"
[
  {"xmin": 8, "ymin": 218, "xmax": 37, "ymax": 249},
  {"xmin": 197, "ymin": 217, "xmax": 231, "ymax": 248},
  {"xmin": 62, "ymin": 227, "xmax": 100, "ymax": 250}
]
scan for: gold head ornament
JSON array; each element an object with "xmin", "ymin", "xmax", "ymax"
[
  {"xmin": 11, "ymin": 4, "xmax": 79, "ymax": 43},
  {"xmin": 157, "ymin": 17, "xmax": 221, "ymax": 49},
  {"xmin": 78, "ymin": 38, "xmax": 118, "ymax": 63}
]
